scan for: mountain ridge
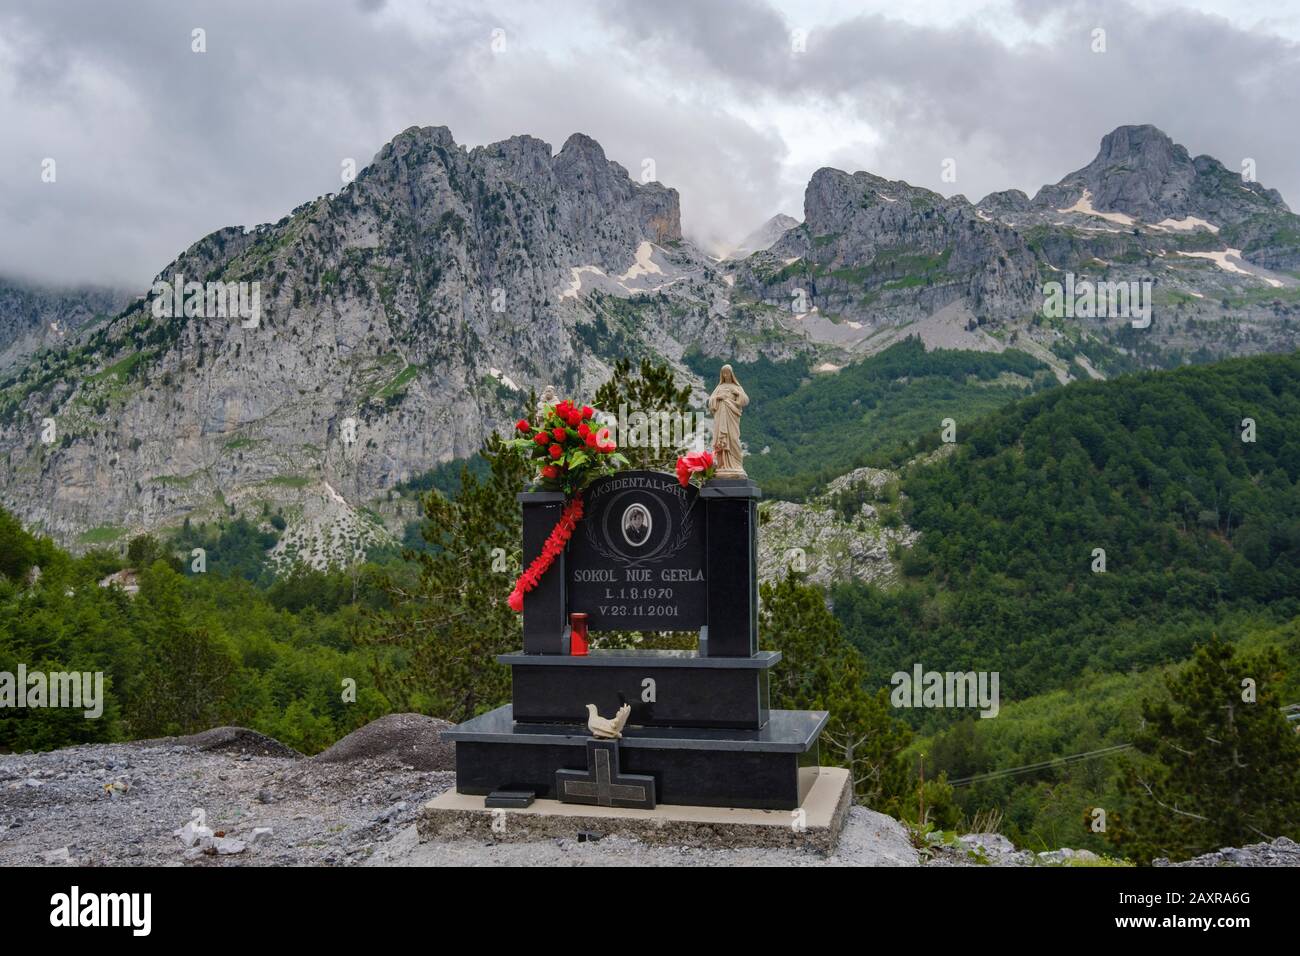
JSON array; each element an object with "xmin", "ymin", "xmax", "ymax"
[{"xmin": 2, "ymin": 122, "xmax": 1298, "ymax": 554}]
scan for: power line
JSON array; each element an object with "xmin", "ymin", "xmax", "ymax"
[
  {"xmin": 947, "ymin": 705, "xmax": 1300, "ymax": 787},
  {"xmin": 948, "ymin": 743, "xmax": 1133, "ymax": 787}
]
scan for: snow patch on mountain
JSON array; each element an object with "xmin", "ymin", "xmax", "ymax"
[
  {"xmin": 1177, "ymin": 248, "xmax": 1283, "ymax": 287},
  {"xmin": 1058, "ymin": 189, "xmax": 1137, "ymax": 226}
]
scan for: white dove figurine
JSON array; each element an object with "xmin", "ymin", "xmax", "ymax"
[{"xmin": 586, "ymin": 703, "xmax": 632, "ymax": 739}]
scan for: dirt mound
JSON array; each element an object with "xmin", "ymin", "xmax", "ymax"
[
  {"xmin": 311, "ymin": 714, "xmax": 455, "ymax": 771},
  {"xmin": 136, "ymin": 726, "xmax": 302, "ymax": 759}
]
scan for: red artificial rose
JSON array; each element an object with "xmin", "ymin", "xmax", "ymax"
[
  {"xmin": 516, "ymin": 419, "xmax": 531, "ymax": 432},
  {"xmin": 534, "ymin": 432, "xmax": 549, "ymax": 445},
  {"xmin": 584, "ymin": 433, "xmax": 597, "ymax": 447},
  {"xmin": 549, "ymin": 444, "xmax": 563, "ymax": 459},
  {"xmin": 541, "ymin": 465, "xmax": 559, "ymax": 479},
  {"xmin": 552, "ymin": 426, "xmax": 567, "ymax": 441},
  {"xmin": 578, "ymin": 423, "xmax": 590, "ymax": 437},
  {"xmin": 582, "ymin": 405, "xmax": 594, "ymax": 419},
  {"xmin": 676, "ymin": 449, "xmax": 715, "ymax": 483}
]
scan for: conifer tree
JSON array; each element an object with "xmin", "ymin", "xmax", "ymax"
[
  {"xmin": 359, "ymin": 433, "xmax": 529, "ymax": 722},
  {"xmin": 593, "ymin": 357, "xmax": 694, "ymax": 472},
  {"xmin": 1111, "ymin": 635, "xmax": 1300, "ymax": 863},
  {"xmin": 760, "ymin": 573, "xmax": 912, "ymax": 809},
  {"xmin": 131, "ymin": 562, "xmax": 237, "ymax": 736}
]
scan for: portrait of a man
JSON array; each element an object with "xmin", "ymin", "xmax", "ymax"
[{"xmin": 621, "ymin": 503, "xmax": 651, "ymax": 547}]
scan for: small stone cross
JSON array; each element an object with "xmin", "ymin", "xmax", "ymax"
[{"xmin": 555, "ymin": 739, "xmax": 656, "ymax": 810}]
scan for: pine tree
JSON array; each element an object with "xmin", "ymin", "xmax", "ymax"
[
  {"xmin": 593, "ymin": 357, "xmax": 694, "ymax": 472},
  {"xmin": 130, "ymin": 562, "xmax": 237, "ymax": 737},
  {"xmin": 760, "ymin": 573, "xmax": 911, "ymax": 809},
  {"xmin": 358, "ymin": 433, "xmax": 529, "ymax": 722},
  {"xmin": 1111, "ymin": 635, "xmax": 1300, "ymax": 863}
]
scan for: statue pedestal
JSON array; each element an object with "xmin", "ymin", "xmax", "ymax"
[{"xmin": 700, "ymin": 477, "xmax": 760, "ymax": 657}]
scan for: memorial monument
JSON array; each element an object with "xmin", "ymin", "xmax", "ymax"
[{"xmin": 440, "ymin": 375, "xmax": 828, "ymax": 814}]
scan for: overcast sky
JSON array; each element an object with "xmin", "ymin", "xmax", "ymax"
[{"xmin": 2, "ymin": 0, "xmax": 1299, "ymax": 288}]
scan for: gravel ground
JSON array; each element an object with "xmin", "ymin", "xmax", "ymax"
[
  {"xmin": 4, "ymin": 717, "xmax": 1294, "ymax": 867},
  {"xmin": 0, "ymin": 716, "xmax": 454, "ymax": 867}
]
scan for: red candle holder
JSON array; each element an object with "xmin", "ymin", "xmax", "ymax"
[{"xmin": 569, "ymin": 612, "xmax": 589, "ymax": 656}]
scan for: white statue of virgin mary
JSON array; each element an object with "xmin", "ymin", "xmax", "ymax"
[{"xmin": 708, "ymin": 364, "xmax": 749, "ymax": 478}]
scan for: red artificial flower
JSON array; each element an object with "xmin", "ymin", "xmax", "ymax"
[
  {"xmin": 516, "ymin": 419, "xmax": 531, "ymax": 432},
  {"xmin": 534, "ymin": 431, "xmax": 549, "ymax": 445},
  {"xmin": 584, "ymin": 433, "xmax": 597, "ymax": 447},
  {"xmin": 578, "ymin": 423, "xmax": 590, "ymax": 437},
  {"xmin": 676, "ymin": 449, "xmax": 716, "ymax": 485},
  {"xmin": 541, "ymin": 465, "xmax": 559, "ymax": 480},
  {"xmin": 549, "ymin": 443, "xmax": 563, "ymax": 459},
  {"xmin": 552, "ymin": 426, "xmax": 567, "ymax": 441},
  {"xmin": 582, "ymin": 405, "xmax": 594, "ymax": 419},
  {"xmin": 509, "ymin": 496, "xmax": 585, "ymax": 612}
]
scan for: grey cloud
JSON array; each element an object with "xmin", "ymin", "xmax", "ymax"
[
  {"xmin": 1, "ymin": 0, "xmax": 1297, "ymax": 288},
  {"xmin": 603, "ymin": 0, "xmax": 1300, "ymax": 210}
]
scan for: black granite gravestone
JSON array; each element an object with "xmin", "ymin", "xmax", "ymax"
[{"xmin": 442, "ymin": 470, "xmax": 827, "ymax": 811}]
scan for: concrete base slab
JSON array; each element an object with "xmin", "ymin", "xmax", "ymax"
[{"xmin": 417, "ymin": 766, "xmax": 852, "ymax": 855}]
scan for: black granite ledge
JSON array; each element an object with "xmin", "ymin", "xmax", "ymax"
[
  {"xmin": 442, "ymin": 705, "xmax": 827, "ymax": 753},
  {"xmin": 498, "ymin": 649, "xmax": 781, "ymax": 669}
]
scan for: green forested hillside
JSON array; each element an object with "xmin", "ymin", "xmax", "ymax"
[
  {"xmin": 830, "ymin": 351, "xmax": 1300, "ymax": 857},
  {"xmin": 833, "ymin": 351, "xmax": 1300, "ymax": 703},
  {"xmin": 688, "ymin": 338, "xmax": 1058, "ymax": 499},
  {"xmin": 903, "ymin": 617, "xmax": 1300, "ymax": 857},
  {"xmin": 0, "ymin": 518, "xmax": 398, "ymax": 753}
]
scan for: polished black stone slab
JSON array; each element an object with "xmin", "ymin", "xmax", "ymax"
[
  {"xmin": 699, "ymin": 477, "xmax": 763, "ymax": 499},
  {"xmin": 485, "ymin": 790, "xmax": 535, "ymax": 808},
  {"xmin": 501, "ymin": 650, "xmax": 779, "ymax": 729},
  {"xmin": 700, "ymin": 479, "xmax": 760, "ymax": 657},
  {"xmin": 451, "ymin": 711, "xmax": 822, "ymax": 810},
  {"xmin": 566, "ymin": 471, "xmax": 707, "ymax": 632},
  {"xmin": 519, "ymin": 491, "xmax": 569, "ymax": 654},
  {"xmin": 498, "ymin": 649, "xmax": 781, "ymax": 668},
  {"xmin": 443, "ymin": 705, "xmax": 825, "ymax": 752}
]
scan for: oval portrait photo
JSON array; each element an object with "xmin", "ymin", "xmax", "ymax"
[{"xmin": 621, "ymin": 503, "xmax": 652, "ymax": 547}]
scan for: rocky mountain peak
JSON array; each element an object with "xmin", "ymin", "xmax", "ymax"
[
  {"xmin": 1093, "ymin": 123, "xmax": 1184, "ymax": 169},
  {"xmin": 740, "ymin": 164, "xmax": 1038, "ymax": 326},
  {"xmin": 726, "ymin": 213, "xmax": 799, "ymax": 259},
  {"xmin": 557, "ymin": 131, "xmax": 608, "ymax": 161},
  {"xmin": 0, "ymin": 122, "xmax": 694, "ymax": 546},
  {"xmin": 1034, "ymin": 123, "xmax": 1288, "ymax": 225}
]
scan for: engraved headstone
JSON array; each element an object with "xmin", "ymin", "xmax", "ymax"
[{"xmin": 565, "ymin": 471, "xmax": 706, "ymax": 632}]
